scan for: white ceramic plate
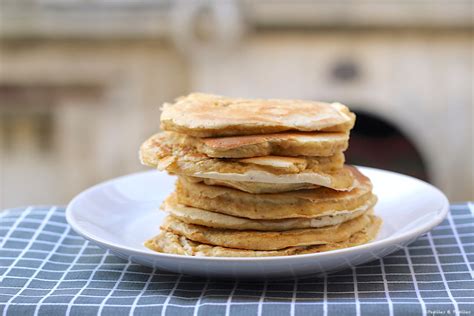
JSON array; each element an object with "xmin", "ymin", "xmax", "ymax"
[{"xmin": 66, "ymin": 167, "xmax": 449, "ymax": 278}]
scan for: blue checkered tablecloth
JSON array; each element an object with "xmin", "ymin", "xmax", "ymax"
[{"xmin": 0, "ymin": 204, "xmax": 473, "ymax": 316}]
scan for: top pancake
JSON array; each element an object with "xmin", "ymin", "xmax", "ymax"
[{"xmin": 160, "ymin": 93, "xmax": 356, "ymax": 137}]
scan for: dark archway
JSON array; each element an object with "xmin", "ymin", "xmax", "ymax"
[{"xmin": 346, "ymin": 111, "xmax": 430, "ymax": 182}]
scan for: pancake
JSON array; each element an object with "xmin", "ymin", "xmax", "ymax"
[
  {"xmin": 146, "ymin": 216, "xmax": 382, "ymax": 257},
  {"xmin": 167, "ymin": 131, "xmax": 349, "ymax": 158},
  {"xmin": 140, "ymin": 133, "xmax": 345, "ymax": 174},
  {"xmin": 183, "ymin": 176, "xmax": 321, "ymax": 194},
  {"xmin": 161, "ymin": 214, "xmax": 376, "ymax": 251},
  {"xmin": 140, "ymin": 133, "xmax": 352, "ymax": 190},
  {"xmin": 160, "ymin": 93, "xmax": 356, "ymax": 137},
  {"xmin": 175, "ymin": 166, "xmax": 372, "ymax": 219},
  {"xmin": 163, "ymin": 194, "xmax": 377, "ymax": 230}
]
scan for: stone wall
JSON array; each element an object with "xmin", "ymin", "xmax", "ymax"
[
  {"xmin": 0, "ymin": 0, "xmax": 472, "ymax": 207},
  {"xmin": 0, "ymin": 41, "xmax": 188, "ymax": 208}
]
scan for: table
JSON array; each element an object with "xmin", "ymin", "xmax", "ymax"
[{"xmin": 1, "ymin": 204, "xmax": 473, "ymax": 316}]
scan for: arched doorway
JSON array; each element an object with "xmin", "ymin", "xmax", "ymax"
[{"xmin": 346, "ymin": 111, "xmax": 430, "ymax": 182}]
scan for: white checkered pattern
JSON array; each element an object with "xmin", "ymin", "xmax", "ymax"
[{"xmin": 0, "ymin": 204, "xmax": 473, "ymax": 316}]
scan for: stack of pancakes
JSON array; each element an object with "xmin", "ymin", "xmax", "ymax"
[{"xmin": 140, "ymin": 93, "xmax": 381, "ymax": 257}]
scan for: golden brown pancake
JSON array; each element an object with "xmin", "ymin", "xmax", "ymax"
[
  {"xmin": 140, "ymin": 133, "xmax": 353, "ymax": 190},
  {"xmin": 166, "ymin": 131, "xmax": 349, "ymax": 158},
  {"xmin": 175, "ymin": 166, "xmax": 372, "ymax": 219},
  {"xmin": 160, "ymin": 214, "xmax": 378, "ymax": 251},
  {"xmin": 140, "ymin": 93, "xmax": 382, "ymax": 258},
  {"xmin": 160, "ymin": 93, "xmax": 356, "ymax": 137},
  {"xmin": 146, "ymin": 216, "xmax": 382, "ymax": 257},
  {"xmin": 183, "ymin": 176, "xmax": 322, "ymax": 194},
  {"xmin": 163, "ymin": 194, "xmax": 377, "ymax": 230}
]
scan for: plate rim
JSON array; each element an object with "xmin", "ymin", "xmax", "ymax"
[{"xmin": 66, "ymin": 166, "xmax": 450, "ymax": 262}]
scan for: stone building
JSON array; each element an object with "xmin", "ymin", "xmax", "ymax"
[{"xmin": 0, "ymin": 0, "xmax": 472, "ymax": 208}]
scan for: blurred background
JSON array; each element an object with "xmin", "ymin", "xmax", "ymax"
[{"xmin": 0, "ymin": 0, "xmax": 472, "ymax": 209}]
